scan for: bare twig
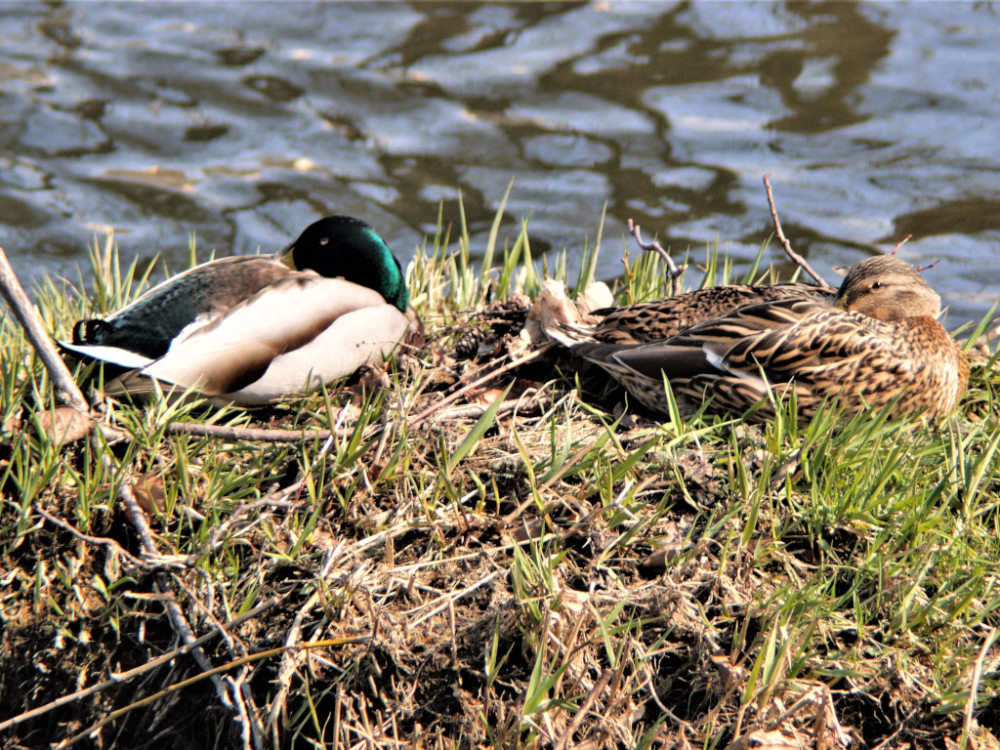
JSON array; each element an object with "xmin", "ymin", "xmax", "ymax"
[
  {"xmin": 172, "ymin": 576, "xmax": 264, "ymax": 750},
  {"xmin": 53, "ymin": 637, "xmax": 369, "ymax": 750},
  {"xmin": 0, "ymin": 247, "xmax": 90, "ymax": 412},
  {"xmin": 761, "ymin": 175, "xmax": 834, "ymax": 290},
  {"xmin": 165, "ymin": 421, "xmax": 348, "ymax": 443},
  {"xmin": 431, "ymin": 396, "xmax": 539, "ymax": 422},
  {"xmin": 891, "ymin": 234, "xmax": 912, "ymax": 255},
  {"xmin": 406, "ymin": 572, "xmax": 501, "ymax": 627},
  {"xmin": 34, "ymin": 503, "xmax": 151, "ymax": 570},
  {"xmin": 267, "ymin": 589, "xmax": 323, "ymax": 741},
  {"xmin": 556, "ymin": 668, "xmax": 613, "ymax": 750},
  {"xmin": 0, "ymin": 597, "xmax": 282, "ymax": 734},
  {"xmin": 963, "ymin": 627, "xmax": 999, "ymax": 743},
  {"xmin": 627, "ymin": 219, "xmax": 686, "ymax": 297},
  {"xmin": 407, "ymin": 346, "xmax": 550, "ymax": 426},
  {"xmin": 167, "ymin": 422, "xmax": 385, "ymax": 443},
  {"xmin": 166, "ymin": 421, "xmax": 332, "ymax": 442},
  {"xmin": 916, "ymin": 259, "xmax": 942, "ymax": 273},
  {"xmin": 110, "ymin": 469, "xmax": 239, "ymax": 708}
]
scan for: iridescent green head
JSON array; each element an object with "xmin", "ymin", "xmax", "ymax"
[{"xmin": 280, "ymin": 215, "xmax": 409, "ymax": 312}]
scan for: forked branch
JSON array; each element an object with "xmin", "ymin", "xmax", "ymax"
[
  {"xmin": 627, "ymin": 219, "xmax": 686, "ymax": 297},
  {"xmin": 762, "ymin": 175, "xmax": 835, "ymax": 290}
]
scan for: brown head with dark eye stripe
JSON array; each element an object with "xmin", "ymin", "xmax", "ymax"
[{"xmin": 836, "ymin": 255, "xmax": 941, "ymax": 322}]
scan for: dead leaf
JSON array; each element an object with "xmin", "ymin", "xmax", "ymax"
[
  {"xmin": 471, "ymin": 386, "xmax": 509, "ymax": 406},
  {"xmin": 524, "ymin": 280, "xmax": 581, "ymax": 347},
  {"xmin": 2, "ymin": 410, "xmax": 22, "ymax": 435},
  {"xmin": 130, "ymin": 473, "xmax": 167, "ymax": 517},
  {"xmin": 642, "ymin": 518, "xmax": 693, "ymax": 569},
  {"xmin": 574, "ymin": 281, "xmax": 613, "ymax": 316},
  {"xmin": 509, "ymin": 517, "xmax": 546, "ymax": 543},
  {"xmin": 36, "ymin": 407, "xmax": 91, "ymax": 446},
  {"xmin": 352, "ymin": 364, "xmax": 391, "ymax": 398},
  {"xmin": 677, "ymin": 450, "xmax": 720, "ymax": 504}
]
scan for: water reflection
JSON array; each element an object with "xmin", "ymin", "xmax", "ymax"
[{"xmin": 0, "ymin": 1, "xmax": 997, "ymax": 324}]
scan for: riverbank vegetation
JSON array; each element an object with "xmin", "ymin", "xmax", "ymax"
[{"xmin": 2, "ymin": 201, "xmax": 999, "ymax": 749}]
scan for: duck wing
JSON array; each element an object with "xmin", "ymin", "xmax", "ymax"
[
  {"xmin": 590, "ymin": 282, "xmax": 833, "ymax": 344},
  {"xmin": 66, "ymin": 256, "xmax": 292, "ymax": 360},
  {"xmin": 607, "ymin": 297, "xmax": 823, "ymax": 378},
  {"xmin": 612, "ymin": 298, "xmax": 965, "ymax": 417}
]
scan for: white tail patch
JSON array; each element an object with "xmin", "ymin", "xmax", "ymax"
[{"xmin": 58, "ymin": 340, "xmax": 154, "ymax": 370}]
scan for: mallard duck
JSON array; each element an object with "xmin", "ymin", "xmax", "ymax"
[
  {"xmin": 587, "ymin": 281, "xmax": 834, "ymax": 345},
  {"xmin": 60, "ymin": 215, "xmax": 416, "ymax": 405},
  {"xmin": 547, "ymin": 256, "xmax": 968, "ymax": 419}
]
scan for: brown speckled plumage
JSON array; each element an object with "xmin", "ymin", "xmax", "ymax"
[
  {"xmin": 555, "ymin": 256, "xmax": 968, "ymax": 420},
  {"xmin": 590, "ymin": 281, "xmax": 834, "ymax": 345}
]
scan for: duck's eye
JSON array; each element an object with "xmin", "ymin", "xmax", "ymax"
[
  {"xmin": 871, "ymin": 281, "xmax": 884, "ymax": 290},
  {"xmin": 319, "ymin": 237, "xmax": 330, "ymax": 246}
]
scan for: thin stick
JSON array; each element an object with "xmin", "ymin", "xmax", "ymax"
[
  {"xmin": 556, "ymin": 668, "xmax": 612, "ymax": 750},
  {"xmin": 267, "ymin": 589, "xmax": 323, "ymax": 739},
  {"xmin": 627, "ymin": 220, "xmax": 686, "ymax": 297},
  {"xmin": 891, "ymin": 234, "xmax": 912, "ymax": 255},
  {"xmin": 407, "ymin": 346, "xmax": 550, "ymax": 425},
  {"xmin": 431, "ymin": 397, "xmax": 529, "ymax": 422},
  {"xmin": 406, "ymin": 572, "xmax": 501, "ymax": 627},
  {"xmin": 0, "ymin": 247, "xmax": 91, "ymax": 412},
  {"xmin": 54, "ymin": 637, "xmax": 369, "ymax": 750},
  {"xmin": 165, "ymin": 421, "xmax": 340, "ymax": 443},
  {"xmin": 761, "ymin": 175, "xmax": 834, "ymax": 290},
  {"xmin": 34, "ymin": 503, "xmax": 150, "ymax": 570},
  {"xmin": 916, "ymin": 259, "xmax": 941, "ymax": 273},
  {"xmin": 0, "ymin": 245, "xmax": 246, "ymax": 727},
  {"xmin": 0, "ymin": 597, "xmax": 282, "ymax": 733},
  {"xmin": 963, "ymin": 627, "xmax": 999, "ymax": 743},
  {"xmin": 112, "ymin": 468, "xmax": 233, "ymax": 704}
]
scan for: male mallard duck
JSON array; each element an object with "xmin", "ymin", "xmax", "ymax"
[
  {"xmin": 60, "ymin": 215, "xmax": 416, "ymax": 405},
  {"xmin": 547, "ymin": 256, "xmax": 968, "ymax": 420}
]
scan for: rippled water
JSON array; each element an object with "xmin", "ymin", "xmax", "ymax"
[{"xmin": 1, "ymin": 1, "xmax": 999, "ymax": 325}]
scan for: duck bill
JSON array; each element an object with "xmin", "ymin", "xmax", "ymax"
[{"xmin": 277, "ymin": 246, "xmax": 297, "ymax": 270}]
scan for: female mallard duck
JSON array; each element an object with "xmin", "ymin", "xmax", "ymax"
[
  {"xmin": 60, "ymin": 215, "xmax": 416, "ymax": 405},
  {"xmin": 547, "ymin": 255, "xmax": 968, "ymax": 419},
  {"xmin": 586, "ymin": 280, "xmax": 834, "ymax": 345}
]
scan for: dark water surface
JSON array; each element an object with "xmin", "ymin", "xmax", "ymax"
[{"xmin": 1, "ymin": 1, "xmax": 999, "ymax": 325}]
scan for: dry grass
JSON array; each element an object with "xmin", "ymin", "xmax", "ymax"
[{"xmin": 2, "ymin": 204, "xmax": 1000, "ymax": 750}]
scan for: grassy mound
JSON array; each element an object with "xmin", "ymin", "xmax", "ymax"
[{"xmin": 1, "ymin": 205, "xmax": 999, "ymax": 749}]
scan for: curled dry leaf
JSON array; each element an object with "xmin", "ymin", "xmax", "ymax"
[
  {"xmin": 575, "ymin": 281, "xmax": 613, "ymax": 315},
  {"xmin": 130, "ymin": 473, "xmax": 167, "ymax": 517},
  {"xmin": 509, "ymin": 517, "xmax": 546, "ymax": 543},
  {"xmin": 352, "ymin": 364, "xmax": 392, "ymax": 400},
  {"xmin": 36, "ymin": 407, "xmax": 91, "ymax": 446},
  {"xmin": 472, "ymin": 386, "xmax": 510, "ymax": 406},
  {"xmin": 2, "ymin": 411, "xmax": 22, "ymax": 435},
  {"xmin": 676, "ymin": 450, "xmax": 721, "ymax": 504},
  {"xmin": 642, "ymin": 517, "xmax": 693, "ymax": 569}
]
